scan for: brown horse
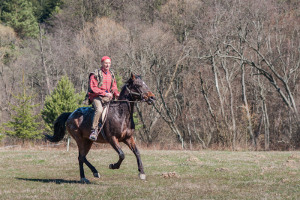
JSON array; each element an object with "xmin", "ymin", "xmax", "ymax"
[{"xmin": 45, "ymin": 74, "xmax": 155, "ymax": 183}]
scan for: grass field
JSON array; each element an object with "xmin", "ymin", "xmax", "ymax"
[{"xmin": 0, "ymin": 147, "xmax": 299, "ymax": 200}]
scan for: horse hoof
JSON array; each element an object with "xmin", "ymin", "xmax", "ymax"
[
  {"xmin": 139, "ymin": 173, "xmax": 146, "ymax": 180},
  {"xmin": 93, "ymin": 173, "xmax": 100, "ymax": 178},
  {"xmin": 80, "ymin": 178, "xmax": 90, "ymax": 184},
  {"xmin": 109, "ymin": 164, "xmax": 113, "ymax": 169}
]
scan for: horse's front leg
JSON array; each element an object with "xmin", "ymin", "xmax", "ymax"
[
  {"xmin": 124, "ymin": 136, "xmax": 146, "ymax": 180},
  {"xmin": 108, "ymin": 136, "xmax": 125, "ymax": 169}
]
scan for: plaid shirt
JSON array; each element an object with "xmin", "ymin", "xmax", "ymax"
[{"xmin": 88, "ymin": 68, "xmax": 119, "ymax": 102}]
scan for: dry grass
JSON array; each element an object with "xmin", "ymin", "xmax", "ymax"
[{"xmin": 0, "ymin": 148, "xmax": 299, "ymax": 200}]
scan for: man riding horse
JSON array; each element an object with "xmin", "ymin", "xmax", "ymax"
[
  {"xmin": 88, "ymin": 56, "xmax": 120, "ymax": 141},
  {"xmin": 46, "ymin": 71, "xmax": 155, "ymax": 183}
]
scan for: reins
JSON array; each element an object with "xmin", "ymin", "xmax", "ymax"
[
  {"xmin": 110, "ymin": 85, "xmax": 144, "ymax": 104},
  {"xmin": 112, "ymin": 100, "xmax": 139, "ymax": 103},
  {"xmin": 126, "ymin": 85, "xmax": 142, "ymax": 98}
]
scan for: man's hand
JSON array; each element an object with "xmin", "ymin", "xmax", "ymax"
[
  {"xmin": 105, "ymin": 93, "xmax": 113, "ymax": 99},
  {"xmin": 114, "ymin": 93, "xmax": 120, "ymax": 100}
]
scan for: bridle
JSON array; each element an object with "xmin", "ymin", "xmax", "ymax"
[
  {"xmin": 112, "ymin": 84, "xmax": 145, "ymax": 103},
  {"xmin": 126, "ymin": 84, "xmax": 144, "ymax": 100}
]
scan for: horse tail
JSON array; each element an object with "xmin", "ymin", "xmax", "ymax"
[{"xmin": 45, "ymin": 112, "xmax": 72, "ymax": 142}]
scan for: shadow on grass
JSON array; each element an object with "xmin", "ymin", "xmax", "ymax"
[{"xmin": 16, "ymin": 177, "xmax": 95, "ymax": 184}]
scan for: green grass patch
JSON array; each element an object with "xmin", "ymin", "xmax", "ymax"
[{"xmin": 0, "ymin": 149, "xmax": 299, "ymax": 199}]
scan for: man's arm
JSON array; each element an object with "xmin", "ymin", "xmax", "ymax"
[{"xmin": 90, "ymin": 74, "xmax": 106, "ymax": 96}]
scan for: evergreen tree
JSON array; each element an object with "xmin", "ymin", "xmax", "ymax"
[
  {"xmin": 41, "ymin": 76, "xmax": 85, "ymax": 132},
  {"xmin": 2, "ymin": 78, "xmax": 42, "ymax": 140},
  {"xmin": 0, "ymin": 0, "xmax": 39, "ymax": 38},
  {"xmin": 29, "ymin": 0, "xmax": 63, "ymax": 23},
  {"xmin": 115, "ymin": 73, "xmax": 123, "ymax": 91},
  {"xmin": 133, "ymin": 112, "xmax": 142, "ymax": 130}
]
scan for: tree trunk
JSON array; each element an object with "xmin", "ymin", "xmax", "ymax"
[
  {"xmin": 221, "ymin": 60, "xmax": 237, "ymax": 150},
  {"xmin": 262, "ymin": 99, "xmax": 270, "ymax": 151},
  {"xmin": 241, "ymin": 62, "xmax": 255, "ymax": 147},
  {"xmin": 38, "ymin": 25, "xmax": 51, "ymax": 95}
]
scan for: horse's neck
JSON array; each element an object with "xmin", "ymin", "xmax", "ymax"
[
  {"xmin": 117, "ymin": 86, "xmax": 135, "ymax": 117},
  {"xmin": 118, "ymin": 85, "xmax": 128, "ymax": 100},
  {"xmin": 118, "ymin": 85, "xmax": 134, "ymax": 102},
  {"xmin": 114, "ymin": 101, "xmax": 134, "ymax": 122}
]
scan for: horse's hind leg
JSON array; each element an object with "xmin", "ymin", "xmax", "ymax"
[
  {"xmin": 108, "ymin": 136, "xmax": 125, "ymax": 169},
  {"xmin": 77, "ymin": 138, "xmax": 100, "ymax": 183},
  {"xmin": 124, "ymin": 136, "xmax": 146, "ymax": 180}
]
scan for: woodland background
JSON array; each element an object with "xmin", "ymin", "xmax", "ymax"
[{"xmin": 0, "ymin": 0, "xmax": 299, "ymax": 150}]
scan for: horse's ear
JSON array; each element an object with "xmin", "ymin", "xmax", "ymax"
[{"xmin": 131, "ymin": 73, "xmax": 136, "ymax": 80}]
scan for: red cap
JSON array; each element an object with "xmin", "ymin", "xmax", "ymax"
[{"xmin": 101, "ymin": 56, "xmax": 111, "ymax": 63}]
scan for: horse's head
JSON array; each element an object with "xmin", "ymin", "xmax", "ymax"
[{"xmin": 125, "ymin": 73, "xmax": 155, "ymax": 105}]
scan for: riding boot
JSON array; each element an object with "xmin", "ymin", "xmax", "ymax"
[{"xmin": 89, "ymin": 129, "xmax": 98, "ymax": 141}]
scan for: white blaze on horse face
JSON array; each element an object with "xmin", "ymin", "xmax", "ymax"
[{"xmin": 141, "ymin": 81, "xmax": 149, "ymax": 91}]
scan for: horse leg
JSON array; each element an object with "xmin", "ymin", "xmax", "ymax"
[
  {"xmin": 124, "ymin": 136, "xmax": 146, "ymax": 180},
  {"xmin": 77, "ymin": 138, "xmax": 100, "ymax": 183},
  {"xmin": 108, "ymin": 136, "xmax": 125, "ymax": 170}
]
